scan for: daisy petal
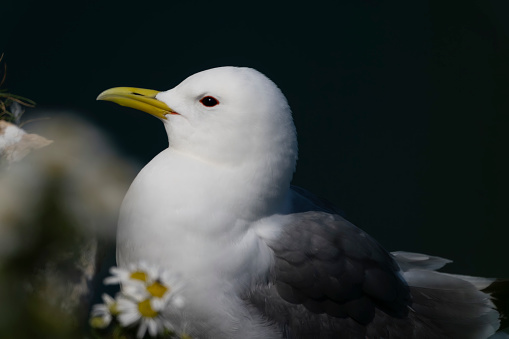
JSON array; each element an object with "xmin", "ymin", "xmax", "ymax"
[
  {"xmin": 147, "ymin": 318, "xmax": 158, "ymax": 337},
  {"xmin": 137, "ymin": 320, "xmax": 148, "ymax": 339}
]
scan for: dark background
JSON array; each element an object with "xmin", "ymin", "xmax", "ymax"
[{"xmin": 2, "ymin": 0, "xmax": 508, "ymax": 277}]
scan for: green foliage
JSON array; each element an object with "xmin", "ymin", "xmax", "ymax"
[{"xmin": 0, "ymin": 53, "xmax": 36, "ymax": 124}]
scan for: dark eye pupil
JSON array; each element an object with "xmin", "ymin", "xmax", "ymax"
[{"xmin": 200, "ymin": 96, "xmax": 219, "ymax": 107}]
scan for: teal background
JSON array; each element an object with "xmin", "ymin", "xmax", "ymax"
[{"xmin": 1, "ymin": 1, "xmax": 508, "ymax": 277}]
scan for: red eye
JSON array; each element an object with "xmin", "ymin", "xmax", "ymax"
[{"xmin": 200, "ymin": 96, "xmax": 219, "ymax": 107}]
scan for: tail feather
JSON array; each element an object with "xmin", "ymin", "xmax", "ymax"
[{"xmin": 393, "ymin": 251, "xmax": 507, "ymax": 339}]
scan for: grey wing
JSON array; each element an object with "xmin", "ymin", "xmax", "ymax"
[
  {"xmin": 266, "ymin": 211, "xmax": 411, "ymax": 324},
  {"xmin": 247, "ymin": 192, "xmax": 507, "ymax": 338}
]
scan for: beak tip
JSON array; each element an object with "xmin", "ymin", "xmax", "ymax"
[{"xmin": 96, "ymin": 90, "xmax": 108, "ymax": 101}]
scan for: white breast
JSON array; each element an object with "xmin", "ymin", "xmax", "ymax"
[{"xmin": 116, "ymin": 147, "xmax": 289, "ymax": 337}]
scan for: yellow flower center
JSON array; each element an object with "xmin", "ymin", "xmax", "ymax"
[
  {"xmin": 138, "ymin": 299, "xmax": 158, "ymax": 318},
  {"xmin": 108, "ymin": 302, "xmax": 119, "ymax": 316},
  {"xmin": 147, "ymin": 281, "xmax": 169, "ymax": 298},
  {"xmin": 130, "ymin": 270, "xmax": 148, "ymax": 282},
  {"xmin": 89, "ymin": 316, "xmax": 109, "ymax": 329}
]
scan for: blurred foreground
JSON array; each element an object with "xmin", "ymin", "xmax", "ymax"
[{"xmin": 0, "ymin": 114, "xmax": 137, "ymax": 338}]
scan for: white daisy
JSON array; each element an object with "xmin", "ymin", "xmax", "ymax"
[
  {"xmin": 89, "ymin": 293, "xmax": 117, "ymax": 329},
  {"xmin": 104, "ymin": 261, "xmax": 157, "ymax": 286},
  {"xmin": 106, "ymin": 262, "xmax": 185, "ymax": 306},
  {"xmin": 101, "ymin": 262, "xmax": 186, "ymax": 337},
  {"xmin": 116, "ymin": 294, "xmax": 173, "ymax": 338},
  {"xmin": 126, "ymin": 272, "xmax": 183, "ymax": 302}
]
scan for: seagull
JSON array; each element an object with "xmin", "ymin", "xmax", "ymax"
[{"xmin": 97, "ymin": 66, "xmax": 508, "ymax": 338}]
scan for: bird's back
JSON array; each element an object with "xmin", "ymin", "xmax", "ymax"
[{"xmin": 244, "ymin": 187, "xmax": 508, "ymax": 338}]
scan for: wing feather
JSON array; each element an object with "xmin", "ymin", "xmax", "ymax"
[
  {"xmin": 244, "ymin": 187, "xmax": 506, "ymax": 338},
  {"xmin": 266, "ymin": 211, "xmax": 411, "ymax": 324}
]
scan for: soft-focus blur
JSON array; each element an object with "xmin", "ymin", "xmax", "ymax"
[
  {"xmin": 0, "ymin": 114, "xmax": 138, "ymax": 338},
  {"xmin": 1, "ymin": 2, "xmax": 509, "ymax": 335}
]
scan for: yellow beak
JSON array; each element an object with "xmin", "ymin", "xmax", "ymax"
[{"xmin": 96, "ymin": 87, "xmax": 174, "ymax": 119}]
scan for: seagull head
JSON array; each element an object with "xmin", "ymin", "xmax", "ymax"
[
  {"xmin": 98, "ymin": 67, "xmax": 298, "ymax": 205},
  {"xmin": 98, "ymin": 67, "xmax": 297, "ymax": 166}
]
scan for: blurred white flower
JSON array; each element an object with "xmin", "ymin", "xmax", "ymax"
[
  {"xmin": 106, "ymin": 262, "xmax": 185, "ymax": 306},
  {"xmin": 0, "ymin": 114, "xmax": 139, "ymax": 331},
  {"xmin": 96, "ymin": 262, "xmax": 186, "ymax": 338},
  {"xmin": 0, "ymin": 119, "xmax": 52, "ymax": 164},
  {"xmin": 0, "ymin": 114, "xmax": 138, "ymax": 262},
  {"xmin": 117, "ymin": 294, "xmax": 173, "ymax": 338},
  {"xmin": 89, "ymin": 293, "xmax": 117, "ymax": 329},
  {"xmin": 104, "ymin": 261, "xmax": 157, "ymax": 286}
]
